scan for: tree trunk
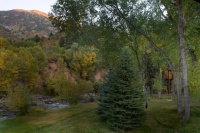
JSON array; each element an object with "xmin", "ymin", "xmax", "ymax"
[
  {"xmin": 177, "ymin": 0, "xmax": 190, "ymax": 120},
  {"xmin": 158, "ymin": 69, "xmax": 162, "ymax": 99},
  {"xmin": 172, "ymin": 82, "xmax": 175, "ymax": 99},
  {"xmin": 158, "ymin": 90, "xmax": 161, "ymax": 99},
  {"xmin": 177, "ymin": 61, "xmax": 182, "ymax": 113}
]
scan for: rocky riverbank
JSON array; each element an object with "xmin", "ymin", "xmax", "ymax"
[{"xmin": 0, "ymin": 95, "xmax": 69, "ymax": 121}]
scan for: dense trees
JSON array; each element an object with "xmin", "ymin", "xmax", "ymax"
[
  {"xmin": 16, "ymin": 48, "xmax": 39, "ymax": 88},
  {"xmin": 0, "ymin": 37, "xmax": 101, "ymax": 114},
  {"xmin": 49, "ymin": 0, "xmax": 200, "ymax": 122},
  {"xmin": 0, "ymin": 0, "xmax": 199, "ymax": 126},
  {"xmin": 0, "ymin": 39, "xmax": 39, "ymax": 114},
  {"xmin": 0, "ymin": 49, "xmax": 18, "ymax": 91}
]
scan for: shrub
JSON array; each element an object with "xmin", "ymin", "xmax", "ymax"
[
  {"xmin": 4, "ymin": 84, "xmax": 31, "ymax": 115},
  {"xmin": 93, "ymin": 81, "xmax": 103, "ymax": 94},
  {"xmin": 47, "ymin": 74, "xmax": 92, "ymax": 105}
]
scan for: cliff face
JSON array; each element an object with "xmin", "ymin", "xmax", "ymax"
[{"xmin": 0, "ymin": 9, "xmax": 57, "ymax": 40}]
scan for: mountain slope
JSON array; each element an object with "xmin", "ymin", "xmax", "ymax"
[{"xmin": 0, "ymin": 9, "xmax": 56, "ymax": 40}]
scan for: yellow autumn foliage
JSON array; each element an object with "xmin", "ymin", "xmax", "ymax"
[
  {"xmin": 0, "ymin": 38, "xmax": 12, "ymax": 49},
  {"xmin": 67, "ymin": 44, "xmax": 98, "ymax": 79},
  {"xmin": 156, "ymin": 42, "xmax": 164, "ymax": 48},
  {"xmin": 139, "ymin": 36, "xmax": 148, "ymax": 44},
  {"xmin": 0, "ymin": 47, "xmax": 39, "ymax": 92},
  {"xmin": 146, "ymin": 49, "xmax": 151, "ymax": 54},
  {"xmin": 0, "ymin": 58, "xmax": 5, "ymax": 70},
  {"xmin": 4, "ymin": 84, "xmax": 30, "ymax": 114},
  {"xmin": 0, "ymin": 50, "xmax": 19, "ymax": 91},
  {"xmin": 71, "ymin": 51, "xmax": 97, "ymax": 78}
]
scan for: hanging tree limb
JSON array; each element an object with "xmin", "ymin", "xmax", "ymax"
[{"xmin": 102, "ymin": 3, "xmax": 174, "ymax": 72}]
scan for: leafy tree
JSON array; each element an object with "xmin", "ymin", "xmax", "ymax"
[
  {"xmin": 50, "ymin": 0, "xmax": 200, "ymax": 120},
  {"xmin": 16, "ymin": 48, "xmax": 39, "ymax": 88},
  {"xmin": 0, "ymin": 49, "xmax": 18, "ymax": 91},
  {"xmin": 49, "ymin": 0, "xmax": 97, "ymax": 34},
  {"xmin": 28, "ymin": 46, "xmax": 48, "ymax": 71},
  {"xmin": 58, "ymin": 37, "xmax": 66, "ymax": 48},
  {"xmin": 4, "ymin": 84, "xmax": 31, "ymax": 115},
  {"xmin": 0, "ymin": 38, "xmax": 13, "ymax": 49},
  {"xmin": 65, "ymin": 43, "xmax": 98, "ymax": 79},
  {"xmin": 57, "ymin": 57, "xmax": 67, "ymax": 71},
  {"xmin": 153, "ymin": 74, "xmax": 165, "ymax": 99},
  {"xmin": 98, "ymin": 48, "xmax": 145, "ymax": 131},
  {"xmin": 143, "ymin": 52, "xmax": 156, "ymax": 95},
  {"xmin": 158, "ymin": 0, "xmax": 200, "ymax": 120},
  {"xmin": 45, "ymin": 45, "xmax": 65, "ymax": 59},
  {"xmin": 188, "ymin": 61, "xmax": 200, "ymax": 97}
]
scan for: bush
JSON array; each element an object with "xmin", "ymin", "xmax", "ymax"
[
  {"xmin": 93, "ymin": 81, "xmax": 103, "ymax": 94},
  {"xmin": 4, "ymin": 84, "xmax": 31, "ymax": 115},
  {"xmin": 47, "ymin": 74, "xmax": 92, "ymax": 105}
]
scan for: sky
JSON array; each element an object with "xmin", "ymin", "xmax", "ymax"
[{"xmin": 0, "ymin": 0, "xmax": 57, "ymax": 14}]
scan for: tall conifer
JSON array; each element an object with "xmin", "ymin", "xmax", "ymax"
[{"xmin": 98, "ymin": 48, "xmax": 145, "ymax": 131}]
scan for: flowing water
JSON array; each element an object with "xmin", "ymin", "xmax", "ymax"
[{"xmin": 0, "ymin": 95, "xmax": 69, "ymax": 121}]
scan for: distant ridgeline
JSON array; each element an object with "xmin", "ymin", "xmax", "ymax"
[{"xmin": 0, "ymin": 9, "xmax": 56, "ymax": 40}]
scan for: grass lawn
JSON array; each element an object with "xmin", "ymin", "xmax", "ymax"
[{"xmin": 0, "ymin": 95, "xmax": 200, "ymax": 133}]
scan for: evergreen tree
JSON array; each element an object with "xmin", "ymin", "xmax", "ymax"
[
  {"xmin": 33, "ymin": 35, "xmax": 41, "ymax": 43},
  {"xmin": 97, "ymin": 68, "xmax": 114, "ymax": 117},
  {"xmin": 97, "ymin": 48, "xmax": 145, "ymax": 131}
]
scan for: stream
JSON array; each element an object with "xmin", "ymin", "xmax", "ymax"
[{"xmin": 0, "ymin": 95, "xmax": 69, "ymax": 121}]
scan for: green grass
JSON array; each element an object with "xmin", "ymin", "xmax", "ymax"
[{"xmin": 1, "ymin": 96, "xmax": 200, "ymax": 133}]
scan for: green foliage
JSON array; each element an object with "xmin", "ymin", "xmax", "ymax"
[
  {"xmin": 98, "ymin": 48, "xmax": 145, "ymax": 131},
  {"xmin": 32, "ymin": 35, "xmax": 41, "ymax": 43},
  {"xmin": 28, "ymin": 46, "xmax": 48, "ymax": 70},
  {"xmin": 2, "ymin": 98, "xmax": 200, "ymax": 133},
  {"xmin": 58, "ymin": 37, "xmax": 66, "ymax": 48},
  {"xmin": 44, "ymin": 45, "xmax": 65, "ymax": 62},
  {"xmin": 16, "ymin": 48, "xmax": 39, "ymax": 88},
  {"xmin": 153, "ymin": 75, "xmax": 165, "ymax": 91},
  {"xmin": 143, "ymin": 52, "xmax": 157, "ymax": 94},
  {"xmin": 93, "ymin": 81, "xmax": 103, "ymax": 93},
  {"xmin": 49, "ymin": 0, "xmax": 96, "ymax": 32},
  {"xmin": 0, "ymin": 39, "xmax": 42, "ymax": 93},
  {"xmin": 12, "ymin": 40, "xmax": 38, "ymax": 48},
  {"xmin": 0, "ymin": 44, "xmax": 40, "ymax": 93},
  {"xmin": 4, "ymin": 84, "xmax": 31, "ymax": 115},
  {"xmin": 47, "ymin": 73, "xmax": 92, "ymax": 105},
  {"xmin": 188, "ymin": 62, "xmax": 200, "ymax": 97},
  {"xmin": 57, "ymin": 57, "xmax": 67, "ymax": 71},
  {"xmin": 65, "ymin": 43, "xmax": 98, "ymax": 79},
  {"xmin": 47, "ymin": 74, "xmax": 73, "ymax": 100}
]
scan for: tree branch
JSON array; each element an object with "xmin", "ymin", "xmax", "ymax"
[{"xmin": 112, "ymin": 4, "xmax": 174, "ymax": 72}]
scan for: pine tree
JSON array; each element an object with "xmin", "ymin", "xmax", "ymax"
[
  {"xmin": 97, "ymin": 68, "xmax": 114, "ymax": 118},
  {"xmin": 97, "ymin": 48, "xmax": 145, "ymax": 131}
]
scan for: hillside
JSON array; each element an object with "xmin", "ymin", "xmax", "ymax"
[{"xmin": 0, "ymin": 9, "xmax": 56, "ymax": 40}]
